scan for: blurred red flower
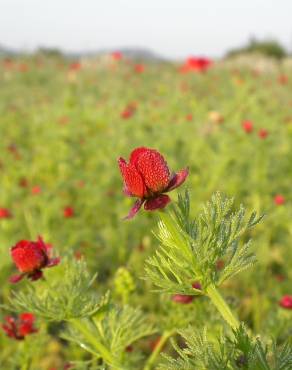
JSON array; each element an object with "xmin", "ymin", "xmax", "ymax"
[
  {"xmin": 242, "ymin": 120, "xmax": 253, "ymax": 133},
  {"xmin": 278, "ymin": 74, "xmax": 288, "ymax": 85},
  {"xmin": 63, "ymin": 206, "xmax": 75, "ymax": 218},
  {"xmin": 31, "ymin": 185, "xmax": 42, "ymax": 195},
  {"xmin": 10, "ymin": 236, "xmax": 60, "ymax": 283},
  {"xmin": 279, "ymin": 295, "xmax": 292, "ymax": 309},
  {"xmin": 134, "ymin": 64, "xmax": 145, "ymax": 73},
  {"xmin": 112, "ymin": 51, "xmax": 123, "ymax": 61},
  {"xmin": 180, "ymin": 57, "xmax": 212, "ymax": 73},
  {"xmin": 120, "ymin": 102, "xmax": 137, "ymax": 119},
  {"xmin": 58, "ymin": 116, "xmax": 70, "ymax": 125},
  {"xmin": 274, "ymin": 194, "xmax": 285, "ymax": 206},
  {"xmin": 0, "ymin": 208, "xmax": 12, "ymax": 219},
  {"xmin": 2, "ymin": 313, "xmax": 37, "ymax": 340},
  {"xmin": 18, "ymin": 63, "xmax": 29, "ymax": 72},
  {"xmin": 186, "ymin": 114, "xmax": 193, "ymax": 121},
  {"xmin": 258, "ymin": 129, "xmax": 269, "ymax": 139},
  {"xmin": 118, "ymin": 147, "xmax": 188, "ymax": 219},
  {"xmin": 69, "ymin": 62, "xmax": 81, "ymax": 71},
  {"xmin": 3, "ymin": 58, "xmax": 14, "ymax": 70}
]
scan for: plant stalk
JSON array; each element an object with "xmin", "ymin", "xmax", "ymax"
[
  {"xmin": 206, "ymin": 284, "xmax": 240, "ymax": 331},
  {"xmin": 143, "ymin": 330, "xmax": 175, "ymax": 370},
  {"xmin": 71, "ymin": 318, "xmax": 120, "ymax": 369}
]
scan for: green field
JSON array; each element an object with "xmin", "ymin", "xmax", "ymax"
[{"xmin": 0, "ymin": 56, "xmax": 291, "ymax": 369}]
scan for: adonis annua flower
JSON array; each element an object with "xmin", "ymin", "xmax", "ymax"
[{"xmin": 118, "ymin": 147, "xmax": 188, "ymax": 219}]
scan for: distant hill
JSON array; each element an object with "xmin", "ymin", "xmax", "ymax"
[
  {"xmin": 65, "ymin": 47, "xmax": 165, "ymax": 61},
  {"xmin": 0, "ymin": 44, "xmax": 18, "ymax": 57},
  {"xmin": 0, "ymin": 44, "xmax": 165, "ymax": 61}
]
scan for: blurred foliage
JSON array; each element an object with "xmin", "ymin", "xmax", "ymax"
[{"xmin": 227, "ymin": 38, "xmax": 287, "ymax": 59}]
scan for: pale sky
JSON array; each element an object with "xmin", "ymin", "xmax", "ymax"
[{"xmin": 1, "ymin": 0, "xmax": 291, "ymax": 58}]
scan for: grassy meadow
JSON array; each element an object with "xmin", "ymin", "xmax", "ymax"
[{"xmin": 0, "ymin": 55, "xmax": 291, "ymax": 369}]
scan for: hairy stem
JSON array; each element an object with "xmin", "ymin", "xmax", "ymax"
[
  {"xmin": 206, "ymin": 285, "xmax": 240, "ymax": 331},
  {"xmin": 143, "ymin": 330, "xmax": 175, "ymax": 370}
]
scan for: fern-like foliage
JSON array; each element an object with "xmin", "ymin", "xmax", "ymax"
[
  {"xmin": 159, "ymin": 324, "xmax": 292, "ymax": 370},
  {"xmin": 5, "ymin": 258, "xmax": 110, "ymax": 321},
  {"xmin": 145, "ymin": 191, "xmax": 263, "ymax": 295},
  {"xmin": 63, "ymin": 306, "xmax": 156, "ymax": 369}
]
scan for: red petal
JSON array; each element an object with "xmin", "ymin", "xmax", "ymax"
[
  {"xmin": 47, "ymin": 257, "xmax": 61, "ymax": 268},
  {"xmin": 11, "ymin": 241, "xmax": 46, "ymax": 273},
  {"xmin": 118, "ymin": 158, "xmax": 146, "ymax": 197},
  {"xmin": 20, "ymin": 313, "xmax": 35, "ymax": 323},
  {"xmin": 9, "ymin": 273, "xmax": 25, "ymax": 283},
  {"xmin": 129, "ymin": 147, "xmax": 149, "ymax": 165},
  {"xmin": 28, "ymin": 270, "xmax": 43, "ymax": 281},
  {"xmin": 134, "ymin": 149, "xmax": 170, "ymax": 193},
  {"xmin": 166, "ymin": 168, "xmax": 189, "ymax": 192},
  {"xmin": 144, "ymin": 194, "xmax": 171, "ymax": 211},
  {"xmin": 124, "ymin": 199, "xmax": 145, "ymax": 220}
]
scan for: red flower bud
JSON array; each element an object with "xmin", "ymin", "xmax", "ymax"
[
  {"xmin": 172, "ymin": 294, "xmax": 194, "ymax": 304},
  {"xmin": 10, "ymin": 236, "xmax": 60, "ymax": 283},
  {"xmin": 118, "ymin": 147, "xmax": 188, "ymax": 219},
  {"xmin": 172, "ymin": 282, "xmax": 201, "ymax": 304}
]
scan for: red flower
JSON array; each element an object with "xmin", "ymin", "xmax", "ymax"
[
  {"xmin": 278, "ymin": 74, "xmax": 288, "ymax": 85},
  {"xmin": 186, "ymin": 114, "xmax": 193, "ymax": 121},
  {"xmin": 258, "ymin": 128, "xmax": 268, "ymax": 139},
  {"xmin": 18, "ymin": 63, "xmax": 29, "ymax": 73},
  {"xmin": 69, "ymin": 62, "xmax": 81, "ymax": 71},
  {"xmin": 120, "ymin": 102, "xmax": 137, "ymax": 119},
  {"xmin": 31, "ymin": 185, "xmax": 41, "ymax": 195},
  {"xmin": 242, "ymin": 120, "xmax": 253, "ymax": 133},
  {"xmin": 180, "ymin": 57, "xmax": 212, "ymax": 73},
  {"xmin": 10, "ymin": 236, "xmax": 60, "ymax": 283},
  {"xmin": 134, "ymin": 64, "xmax": 145, "ymax": 73},
  {"xmin": 2, "ymin": 313, "xmax": 37, "ymax": 340},
  {"xmin": 63, "ymin": 206, "xmax": 75, "ymax": 218},
  {"xmin": 279, "ymin": 295, "xmax": 292, "ymax": 309},
  {"xmin": 0, "ymin": 208, "xmax": 12, "ymax": 219},
  {"xmin": 112, "ymin": 51, "xmax": 123, "ymax": 61},
  {"xmin": 274, "ymin": 194, "xmax": 285, "ymax": 206},
  {"xmin": 118, "ymin": 147, "xmax": 188, "ymax": 219}
]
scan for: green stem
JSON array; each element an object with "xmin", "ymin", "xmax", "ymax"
[
  {"xmin": 206, "ymin": 285, "xmax": 240, "ymax": 331},
  {"xmin": 71, "ymin": 318, "xmax": 120, "ymax": 369},
  {"xmin": 21, "ymin": 341, "xmax": 31, "ymax": 370},
  {"xmin": 21, "ymin": 361, "xmax": 30, "ymax": 370},
  {"xmin": 143, "ymin": 330, "xmax": 175, "ymax": 370}
]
